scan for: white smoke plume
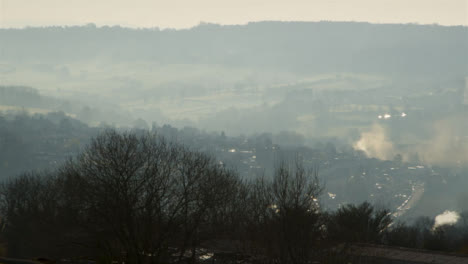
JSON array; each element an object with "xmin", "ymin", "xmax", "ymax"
[
  {"xmin": 353, "ymin": 115, "xmax": 468, "ymax": 167},
  {"xmin": 353, "ymin": 124, "xmax": 395, "ymax": 160},
  {"xmin": 433, "ymin": 210, "xmax": 460, "ymax": 229},
  {"xmin": 418, "ymin": 116, "xmax": 468, "ymax": 167}
]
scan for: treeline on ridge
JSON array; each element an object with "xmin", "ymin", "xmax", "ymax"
[{"xmin": 2, "ymin": 22, "xmax": 466, "ymax": 76}]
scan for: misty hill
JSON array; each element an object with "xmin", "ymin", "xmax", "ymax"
[
  {"xmin": 1, "ymin": 22, "xmax": 466, "ymax": 165},
  {"xmin": 0, "ymin": 111, "xmax": 96, "ymax": 178},
  {"xmin": 0, "ymin": 85, "xmax": 139, "ymax": 126},
  {"xmin": 1, "ymin": 21, "xmax": 466, "ymax": 77},
  {"xmin": 0, "ymin": 85, "xmax": 65, "ymax": 110}
]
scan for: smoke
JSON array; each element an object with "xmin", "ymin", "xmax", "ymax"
[
  {"xmin": 353, "ymin": 115, "xmax": 468, "ymax": 167},
  {"xmin": 433, "ymin": 210, "xmax": 460, "ymax": 229},
  {"xmin": 418, "ymin": 116, "xmax": 468, "ymax": 167},
  {"xmin": 353, "ymin": 124, "xmax": 395, "ymax": 160}
]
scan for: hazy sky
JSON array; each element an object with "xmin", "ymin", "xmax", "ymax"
[{"xmin": 1, "ymin": 0, "xmax": 467, "ymax": 28}]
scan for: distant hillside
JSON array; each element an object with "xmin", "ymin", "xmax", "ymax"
[
  {"xmin": 0, "ymin": 111, "xmax": 96, "ymax": 178},
  {"xmin": 1, "ymin": 21, "xmax": 466, "ymax": 77},
  {"xmin": 0, "ymin": 85, "xmax": 61, "ymax": 109},
  {"xmin": 0, "ymin": 85, "xmax": 139, "ymax": 126}
]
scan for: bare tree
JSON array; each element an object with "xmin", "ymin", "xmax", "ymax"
[
  {"xmin": 57, "ymin": 129, "xmax": 241, "ymax": 263},
  {"xmin": 0, "ymin": 172, "xmax": 73, "ymax": 258},
  {"xmin": 242, "ymin": 158, "xmax": 323, "ymax": 264},
  {"xmin": 1, "ymin": 131, "xmax": 328, "ymax": 263},
  {"xmin": 325, "ymin": 201, "xmax": 392, "ymax": 244}
]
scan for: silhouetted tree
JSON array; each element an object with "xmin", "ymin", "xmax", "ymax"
[
  {"xmin": 326, "ymin": 202, "xmax": 392, "ymax": 244},
  {"xmin": 385, "ymin": 222, "xmax": 419, "ymax": 248},
  {"xmin": 59, "ymin": 129, "xmax": 242, "ymax": 263},
  {"xmin": 243, "ymin": 159, "xmax": 323, "ymax": 264},
  {"xmin": 0, "ymin": 130, "xmax": 243, "ymax": 263}
]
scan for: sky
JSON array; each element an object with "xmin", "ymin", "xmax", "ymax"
[{"xmin": 0, "ymin": 0, "xmax": 467, "ymax": 29}]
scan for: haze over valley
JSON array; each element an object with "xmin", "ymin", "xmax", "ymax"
[
  {"xmin": 0, "ymin": 13, "xmax": 468, "ymax": 261},
  {"xmin": 1, "ymin": 22, "xmax": 467, "ymax": 164}
]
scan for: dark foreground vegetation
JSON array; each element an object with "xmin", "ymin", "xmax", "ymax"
[{"xmin": 1, "ymin": 130, "xmax": 468, "ymax": 263}]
